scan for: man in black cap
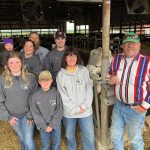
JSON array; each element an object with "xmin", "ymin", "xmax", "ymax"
[{"xmin": 43, "ymin": 31, "xmax": 67, "ymax": 87}]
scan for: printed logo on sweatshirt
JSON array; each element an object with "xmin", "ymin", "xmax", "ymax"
[
  {"xmin": 20, "ymin": 84, "xmax": 28, "ymax": 90},
  {"xmin": 37, "ymin": 101, "xmax": 41, "ymax": 104},
  {"xmin": 50, "ymin": 99, "xmax": 56, "ymax": 106},
  {"xmin": 5, "ymin": 85, "xmax": 12, "ymax": 88}
]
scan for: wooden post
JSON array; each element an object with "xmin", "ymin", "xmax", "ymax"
[
  {"xmin": 100, "ymin": 0, "xmax": 111, "ymax": 149},
  {"xmin": 119, "ymin": 2, "xmax": 123, "ymax": 34}
]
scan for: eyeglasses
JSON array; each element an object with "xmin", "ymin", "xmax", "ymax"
[{"xmin": 123, "ymin": 42, "xmax": 137, "ymax": 46}]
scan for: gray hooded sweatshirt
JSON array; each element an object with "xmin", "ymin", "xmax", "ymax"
[
  {"xmin": 1, "ymin": 50, "xmax": 14, "ymax": 66},
  {"xmin": 56, "ymin": 65, "xmax": 93, "ymax": 118},
  {"xmin": 30, "ymin": 87, "xmax": 63, "ymax": 130},
  {"xmin": 0, "ymin": 73, "xmax": 38, "ymax": 121},
  {"xmin": 20, "ymin": 52, "xmax": 43, "ymax": 76}
]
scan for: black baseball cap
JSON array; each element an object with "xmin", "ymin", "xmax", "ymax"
[{"xmin": 54, "ymin": 31, "xmax": 66, "ymax": 39}]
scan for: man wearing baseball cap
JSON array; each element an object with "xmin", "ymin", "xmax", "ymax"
[
  {"xmin": 108, "ymin": 32, "xmax": 150, "ymax": 149},
  {"xmin": 44, "ymin": 30, "xmax": 67, "ymax": 87},
  {"xmin": 122, "ymin": 32, "xmax": 140, "ymax": 44},
  {"xmin": 54, "ymin": 31, "xmax": 66, "ymax": 39}
]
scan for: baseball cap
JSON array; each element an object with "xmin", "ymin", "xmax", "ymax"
[
  {"xmin": 3, "ymin": 38, "xmax": 14, "ymax": 46},
  {"xmin": 122, "ymin": 32, "xmax": 140, "ymax": 44},
  {"xmin": 54, "ymin": 31, "xmax": 66, "ymax": 39},
  {"xmin": 39, "ymin": 71, "xmax": 52, "ymax": 81}
]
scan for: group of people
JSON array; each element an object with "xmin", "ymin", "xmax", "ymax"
[
  {"xmin": 0, "ymin": 31, "xmax": 95, "ymax": 150},
  {"xmin": 0, "ymin": 31, "xmax": 149, "ymax": 150}
]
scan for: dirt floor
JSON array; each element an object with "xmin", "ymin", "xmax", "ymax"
[
  {"xmin": 0, "ymin": 121, "xmax": 82, "ymax": 150},
  {"xmin": 1, "ymin": 120, "xmax": 150, "ymax": 150}
]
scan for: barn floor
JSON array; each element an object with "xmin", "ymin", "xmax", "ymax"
[
  {"xmin": 0, "ymin": 121, "xmax": 83, "ymax": 150},
  {"xmin": 1, "ymin": 120, "xmax": 150, "ymax": 150}
]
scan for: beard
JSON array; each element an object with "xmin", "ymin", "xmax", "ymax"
[
  {"xmin": 57, "ymin": 44, "xmax": 65, "ymax": 50},
  {"xmin": 34, "ymin": 42, "xmax": 40, "ymax": 50}
]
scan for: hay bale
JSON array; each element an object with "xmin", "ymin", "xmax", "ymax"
[{"xmin": 145, "ymin": 116, "xmax": 150, "ymax": 129}]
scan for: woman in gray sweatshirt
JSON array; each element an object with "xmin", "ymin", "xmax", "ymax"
[
  {"xmin": 21, "ymin": 39, "xmax": 43, "ymax": 76},
  {"xmin": 56, "ymin": 47, "xmax": 95, "ymax": 150},
  {"xmin": 0, "ymin": 52, "xmax": 38, "ymax": 150}
]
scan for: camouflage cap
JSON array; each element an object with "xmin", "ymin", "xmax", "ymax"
[
  {"xmin": 39, "ymin": 71, "xmax": 52, "ymax": 81},
  {"xmin": 122, "ymin": 32, "xmax": 140, "ymax": 44}
]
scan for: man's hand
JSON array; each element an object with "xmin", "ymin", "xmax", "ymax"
[
  {"xmin": 108, "ymin": 75, "xmax": 120, "ymax": 85},
  {"xmin": 45, "ymin": 126, "xmax": 53, "ymax": 133},
  {"xmin": 131, "ymin": 105, "xmax": 146, "ymax": 113}
]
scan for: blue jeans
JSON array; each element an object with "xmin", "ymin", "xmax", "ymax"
[
  {"xmin": 63, "ymin": 114, "xmax": 95, "ymax": 150},
  {"xmin": 11, "ymin": 116, "xmax": 35, "ymax": 150},
  {"xmin": 110, "ymin": 100, "xmax": 147, "ymax": 150},
  {"xmin": 39, "ymin": 127, "xmax": 61, "ymax": 150}
]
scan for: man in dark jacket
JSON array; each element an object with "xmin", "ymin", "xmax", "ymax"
[{"xmin": 44, "ymin": 31, "xmax": 67, "ymax": 87}]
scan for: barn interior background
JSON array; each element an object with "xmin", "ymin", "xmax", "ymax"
[{"xmin": 0, "ymin": 0, "xmax": 150, "ymax": 150}]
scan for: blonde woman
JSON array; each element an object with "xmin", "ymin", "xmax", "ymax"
[{"xmin": 0, "ymin": 52, "xmax": 38, "ymax": 150}]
